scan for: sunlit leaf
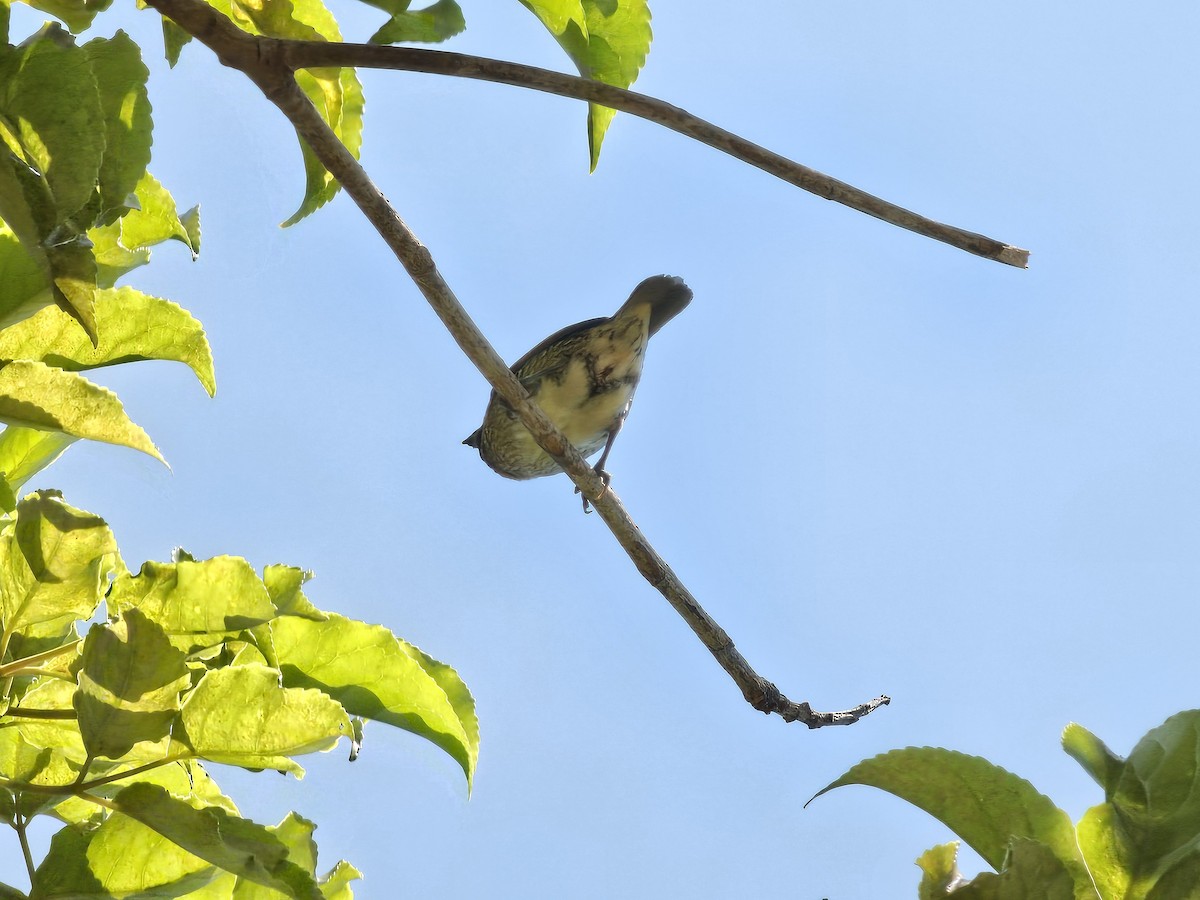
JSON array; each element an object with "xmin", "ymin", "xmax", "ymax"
[
  {"xmin": 178, "ymin": 664, "xmax": 351, "ymax": 774},
  {"xmin": 1063, "ymin": 722, "xmax": 1124, "ymax": 794},
  {"xmin": 53, "ymin": 758, "xmax": 233, "ymax": 827},
  {"xmin": 366, "ymin": 0, "xmax": 464, "ymax": 45},
  {"xmin": 84, "ymin": 31, "xmax": 152, "ymax": 224},
  {"xmin": 945, "ymin": 838, "xmax": 1079, "ymax": 899},
  {"xmin": 110, "ymin": 556, "xmax": 276, "ymax": 638},
  {"xmin": 30, "ymin": 825, "xmax": 107, "ymax": 898},
  {"xmin": 0, "ymin": 492, "xmax": 118, "ymax": 632},
  {"xmin": 272, "ymin": 613, "xmax": 477, "ymax": 786},
  {"xmin": 0, "ymin": 726, "xmax": 78, "ymax": 819},
  {"xmin": 89, "ymin": 172, "xmax": 199, "ymax": 287},
  {"xmin": 519, "ymin": 0, "xmax": 651, "ymax": 169},
  {"xmin": 1076, "ymin": 803, "xmax": 1132, "ymax": 899},
  {"xmin": 811, "ymin": 747, "xmax": 1084, "ymax": 878},
  {"xmin": 227, "ymin": 812, "xmax": 361, "ymax": 899},
  {"xmin": 111, "ymin": 783, "xmax": 322, "ymax": 898},
  {"xmin": 0, "ymin": 427, "xmax": 76, "ymax": 509},
  {"xmin": 74, "ymin": 609, "xmax": 190, "ymax": 761},
  {"xmin": 0, "ymin": 360, "xmax": 160, "ymax": 459},
  {"xmin": 0, "ymin": 286, "xmax": 216, "ymax": 396},
  {"xmin": 0, "ymin": 24, "xmax": 104, "ymax": 224},
  {"xmin": 118, "ymin": 171, "xmax": 199, "ymax": 254},
  {"xmin": 263, "ymin": 564, "xmax": 326, "ymax": 621},
  {"xmin": 916, "ymin": 842, "xmax": 964, "ymax": 898},
  {"xmin": 14, "ymin": 0, "xmax": 114, "ymax": 33},
  {"xmin": 204, "ymin": 0, "xmax": 362, "ymax": 227},
  {"xmin": 0, "ymin": 222, "xmax": 53, "ymax": 331},
  {"xmin": 87, "ymin": 810, "xmax": 220, "ymax": 896},
  {"xmin": 12, "ymin": 678, "xmax": 87, "ymax": 765}
]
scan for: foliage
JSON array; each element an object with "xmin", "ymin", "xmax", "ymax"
[
  {"xmin": 812, "ymin": 710, "xmax": 1200, "ymax": 899},
  {"xmin": 0, "ymin": 17, "xmax": 477, "ymax": 898}
]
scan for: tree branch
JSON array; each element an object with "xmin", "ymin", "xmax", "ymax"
[
  {"xmin": 142, "ymin": 0, "xmax": 890, "ymax": 727},
  {"xmin": 274, "ymin": 41, "xmax": 1028, "ymax": 268}
]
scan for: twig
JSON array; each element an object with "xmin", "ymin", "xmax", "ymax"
[
  {"xmin": 275, "ymin": 41, "xmax": 1028, "ymax": 268},
  {"xmin": 141, "ymin": 0, "xmax": 890, "ymax": 727}
]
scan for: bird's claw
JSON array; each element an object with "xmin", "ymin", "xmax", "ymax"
[{"xmin": 575, "ymin": 469, "xmax": 612, "ymax": 514}]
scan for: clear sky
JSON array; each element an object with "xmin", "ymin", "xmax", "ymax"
[{"xmin": 6, "ymin": 1, "xmax": 1200, "ymax": 897}]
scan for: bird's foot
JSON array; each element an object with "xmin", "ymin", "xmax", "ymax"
[{"xmin": 575, "ymin": 469, "xmax": 612, "ymax": 514}]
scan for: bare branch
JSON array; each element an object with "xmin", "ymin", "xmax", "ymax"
[
  {"xmin": 142, "ymin": 0, "xmax": 889, "ymax": 727},
  {"xmin": 278, "ymin": 41, "xmax": 1027, "ymax": 267}
]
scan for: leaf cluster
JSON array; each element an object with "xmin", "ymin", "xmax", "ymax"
[
  {"xmin": 813, "ymin": 711, "xmax": 1200, "ymax": 899},
  {"xmin": 1, "ymin": 514, "xmax": 476, "ymax": 898},
  {"xmin": 16, "ymin": 0, "xmax": 655, "ymax": 225},
  {"xmin": 0, "ymin": 17, "xmax": 476, "ymax": 899}
]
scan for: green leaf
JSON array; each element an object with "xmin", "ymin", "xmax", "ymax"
[
  {"xmin": 110, "ymin": 556, "xmax": 276, "ymax": 639},
  {"xmin": 263, "ymin": 564, "xmax": 326, "ymax": 621},
  {"xmin": 916, "ymin": 841, "xmax": 965, "ymax": 898},
  {"xmin": 519, "ymin": 0, "xmax": 652, "ymax": 169},
  {"xmin": 180, "ymin": 204, "xmax": 202, "ymax": 252},
  {"xmin": 0, "ymin": 426, "xmax": 76, "ymax": 507},
  {"xmin": 1078, "ymin": 710, "xmax": 1200, "ymax": 897},
  {"xmin": 204, "ymin": 0, "xmax": 363, "ymax": 227},
  {"xmin": 1147, "ymin": 848, "xmax": 1200, "ymax": 899},
  {"xmin": 945, "ymin": 839, "xmax": 1081, "ymax": 900},
  {"xmin": 116, "ymin": 171, "xmax": 199, "ymax": 255},
  {"xmin": 284, "ymin": 65, "xmax": 363, "ymax": 226},
  {"xmin": 73, "ymin": 608, "xmax": 190, "ymax": 761},
  {"xmin": 1111, "ymin": 711, "xmax": 1200, "ymax": 852},
  {"xmin": 0, "ymin": 359, "xmax": 161, "ymax": 460},
  {"xmin": 272, "ymin": 613, "xmax": 477, "ymax": 786},
  {"xmin": 0, "ymin": 221, "xmax": 54, "ymax": 331},
  {"xmin": 1063, "ymin": 722, "xmax": 1125, "ymax": 794},
  {"xmin": 0, "ymin": 726, "xmax": 79, "ymax": 818},
  {"xmin": 0, "ymin": 286, "xmax": 216, "ymax": 396},
  {"xmin": 178, "ymin": 664, "xmax": 351, "ymax": 774},
  {"xmin": 88, "ymin": 173, "xmax": 199, "ymax": 288},
  {"xmin": 30, "ymin": 824, "xmax": 107, "ymax": 899},
  {"xmin": 314, "ymin": 860, "xmax": 361, "ymax": 900},
  {"xmin": 163, "ymin": 17, "xmax": 193, "ymax": 66},
  {"xmin": 14, "ymin": 0, "xmax": 115, "ymax": 34},
  {"xmin": 367, "ymin": 0, "xmax": 465, "ymax": 45},
  {"xmin": 88, "ymin": 218, "xmax": 150, "ymax": 288},
  {"xmin": 0, "ymin": 491, "xmax": 118, "ymax": 632},
  {"xmin": 110, "ymin": 783, "xmax": 322, "ymax": 898},
  {"xmin": 0, "ymin": 24, "xmax": 104, "ymax": 224},
  {"xmin": 0, "ymin": 882, "xmax": 27, "ymax": 900},
  {"xmin": 811, "ymin": 747, "xmax": 1084, "ymax": 877},
  {"xmin": 45, "ymin": 236, "xmax": 99, "ymax": 344},
  {"xmin": 11, "ymin": 678, "xmax": 88, "ymax": 766},
  {"xmin": 1076, "ymin": 803, "xmax": 1133, "ymax": 900},
  {"xmin": 84, "ymin": 808, "xmax": 220, "ymax": 896},
  {"xmin": 228, "ymin": 813, "xmax": 361, "ymax": 899},
  {"xmin": 83, "ymin": 31, "xmax": 152, "ymax": 224},
  {"xmin": 54, "ymin": 757, "xmax": 232, "ymax": 827}
]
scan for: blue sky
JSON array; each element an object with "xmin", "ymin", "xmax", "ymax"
[{"xmin": 6, "ymin": 1, "xmax": 1200, "ymax": 897}]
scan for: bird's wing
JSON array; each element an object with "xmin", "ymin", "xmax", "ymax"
[{"xmin": 509, "ymin": 316, "xmax": 608, "ymax": 388}]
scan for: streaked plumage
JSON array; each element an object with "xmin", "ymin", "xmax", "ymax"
[{"xmin": 464, "ymin": 274, "xmax": 692, "ymax": 481}]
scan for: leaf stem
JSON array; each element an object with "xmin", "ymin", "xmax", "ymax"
[
  {"xmin": 15, "ymin": 813, "xmax": 34, "ymax": 886},
  {"xmin": 0, "ymin": 639, "xmax": 80, "ymax": 679}
]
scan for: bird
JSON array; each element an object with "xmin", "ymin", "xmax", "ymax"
[{"xmin": 464, "ymin": 274, "xmax": 692, "ymax": 497}]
